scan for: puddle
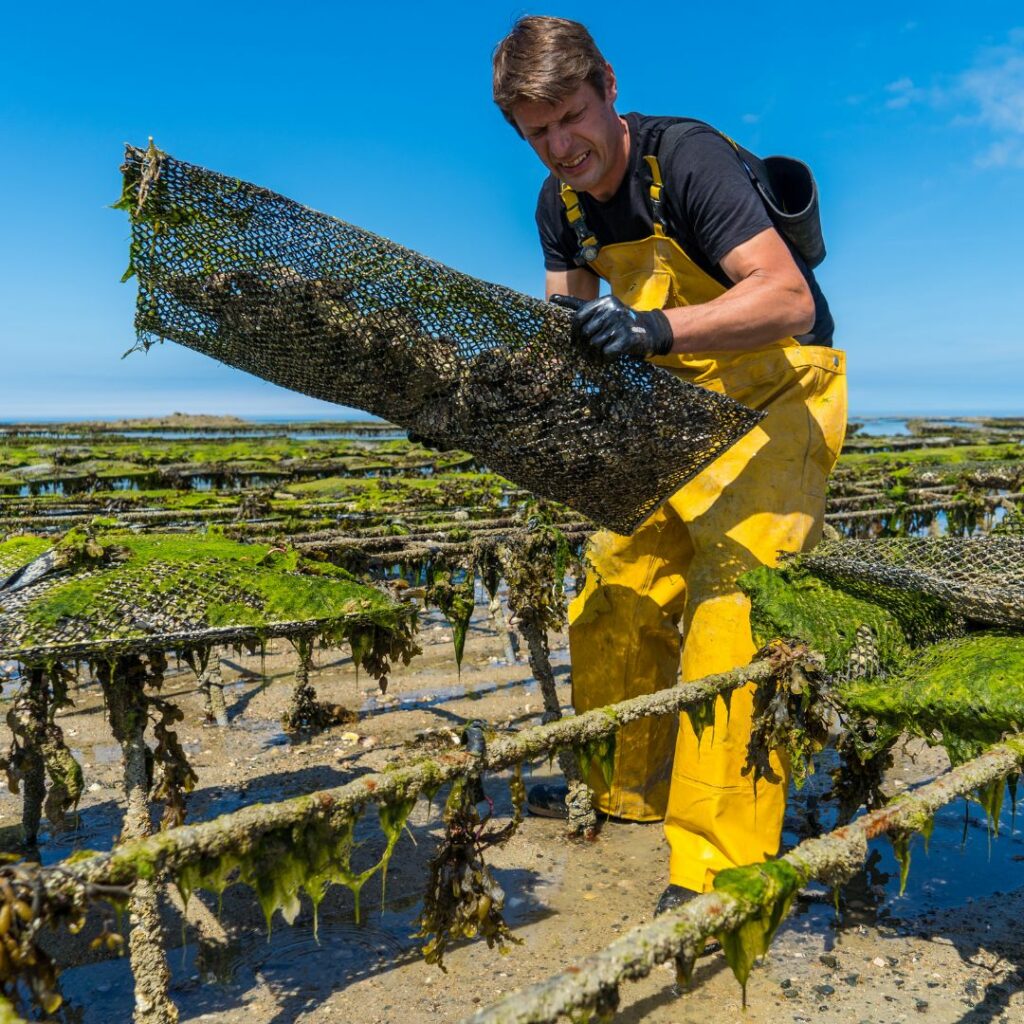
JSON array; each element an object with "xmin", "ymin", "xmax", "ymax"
[
  {"xmin": 867, "ymin": 789, "xmax": 1023, "ymax": 919},
  {"xmin": 855, "ymin": 418, "xmax": 912, "ymax": 437},
  {"xmin": 34, "ymin": 800, "xmax": 124, "ymax": 860},
  {"xmin": 361, "ymin": 676, "xmax": 542, "ymax": 716},
  {"xmin": 784, "ymin": 749, "xmax": 1024, "ymax": 929},
  {"xmin": 56, "ymin": 911, "xmax": 418, "ymax": 1023},
  {"xmin": 231, "ymin": 718, "xmax": 291, "ymax": 750},
  {"xmin": 0, "ymin": 671, "xmax": 22, "ymax": 699},
  {"xmin": 88, "ymin": 743, "xmax": 122, "ymax": 765},
  {"xmin": 853, "ymin": 417, "xmax": 989, "ymax": 438}
]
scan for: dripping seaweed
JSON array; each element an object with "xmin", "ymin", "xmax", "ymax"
[
  {"xmin": 414, "ymin": 775, "xmax": 522, "ymax": 970},
  {"xmin": 428, "ymin": 563, "xmax": 476, "ymax": 671},
  {"xmin": 574, "ymin": 734, "xmax": 616, "ymax": 792},
  {"xmin": 175, "ymin": 795, "xmax": 419, "ymax": 938},
  {"xmin": 711, "ymin": 860, "xmax": 805, "ymax": 1006}
]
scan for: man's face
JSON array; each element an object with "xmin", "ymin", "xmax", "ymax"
[{"xmin": 511, "ymin": 70, "xmax": 628, "ymax": 201}]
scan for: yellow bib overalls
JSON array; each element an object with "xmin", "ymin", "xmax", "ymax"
[{"xmin": 562, "ymin": 155, "xmax": 847, "ymax": 891}]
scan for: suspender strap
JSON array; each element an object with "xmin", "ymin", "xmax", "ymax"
[
  {"xmin": 558, "ymin": 181, "xmax": 600, "ymax": 265},
  {"xmin": 715, "ymin": 132, "xmax": 763, "ymax": 196},
  {"xmin": 642, "ymin": 155, "xmax": 668, "ymax": 235},
  {"xmin": 649, "ymin": 126, "xmax": 769, "ymax": 238},
  {"xmin": 664, "ymin": 125, "xmax": 772, "ymax": 207}
]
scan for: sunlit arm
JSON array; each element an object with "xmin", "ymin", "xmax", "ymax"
[
  {"xmin": 545, "ymin": 267, "xmax": 599, "ymax": 302},
  {"xmin": 545, "ymin": 229, "xmax": 813, "ymax": 353},
  {"xmin": 660, "ymin": 227, "xmax": 814, "ymax": 353}
]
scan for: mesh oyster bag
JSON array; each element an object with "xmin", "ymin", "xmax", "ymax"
[
  {"xmin": 741, "ymin": 532, "xmax": 1024, "ymax": 684},
  {"xmin": 119, "ymin": 143, "xmax": 762, "ymax": 535},
  {"xmin": 799, "ymin": 533, "xmax": 1024, "ymax": 631}
]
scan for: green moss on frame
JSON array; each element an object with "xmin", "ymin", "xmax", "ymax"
[{"xmin": 839, "ymin": 634, "xmax": 1024, "ymax": 762}]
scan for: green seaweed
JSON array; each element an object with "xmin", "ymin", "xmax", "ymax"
[
  {"xmin": 148, "ymin": 691, "xmax": 198, "ymax": 828},
  {"xmin": 508, "ymin": 763, "xmax": 526, "ymax": 823},
  {"xmin": 415, "ymin": 776, "xmax": 521, "ymax": 969},
  {"xmin": 886, "ymin": 804, "xmax": 936, "ymax": 895},
  {"xmin": 685, "ymin": 695, "xmax": 719, "ymax": 742},
  {"xmin": 40, "ymin": 730, "xmax": 84, "ymax": 827},
  {"xmin": 743, "ymin": 646, "xmax": 835, "ymax": 790},
  {"xmin": 839, "ymin": 634, "xmax": 1024, "ymax": 763},
  {"xmin": 838, "ymin": 442, "xmax": 1022, "ymax": 472},
  {"xmin": 0, "ymin": 858, "xmax": 93, "ymax": 1017},
  {"xmin": 972, "ymin": 778, "xmax": 1006, "ymax": 839},
  {"xmin": 0, "ymin": 536, "xmax": 52, "ymax": 580},
  {"xmin": 0, "ymin": 667, "xmax": 85, "ymax": 835},
  {"xmin": 712, "ymin": 859, "xmax": 805, "ymax": 1006},
  {"xmin": 176, "ymin": 797, "xmax": 417, "ymax": 939},
  {"xmin": 428, "ymin": 566, "xmax": 476, "ymax": 670},
  {"xmin": 568, "ymin": 999, "xmax": 617, "ymax": 1024},
  {"xmin": 500, "ymin": 504, "xmax": 581, "ymax": 635},
  {"xmin": 920, "ymin": 813, "xmax": 935, "ymax": 852},
  {"xmin": 740, "ymin": 564, "xmax": 916, "ymax": 677},
  {"xmin": 575, "ymin": 734, "xmax": 616, "ymax": 791},
  {"xmin": 5, "ymin": 530, "xmax": 416, "ymax": 679},
  {"xmin": 889, "ymin": 831, "xmax": 913, "ymax": 896},
  {"xmin": 21, "ymin": 534, "xmax": 347, "ymax": 624},
  {"xmin": 376, "ymin": 795, "xmax": 418, "ymax": 908}
]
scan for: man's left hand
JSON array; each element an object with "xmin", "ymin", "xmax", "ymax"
[{"xmin": 551, "ymin": 294, "xmax": 675, "ymax": 359}]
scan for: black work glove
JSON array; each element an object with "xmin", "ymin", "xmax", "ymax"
[{"xmin": 551, "ymin": 294, "xmax": 674, "ymax": 359}]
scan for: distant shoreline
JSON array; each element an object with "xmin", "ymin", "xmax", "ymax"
[
  {"xmin": 0, "ymin": 412, "xmax": 392, "ymax": 433},
  {"xmin": 2, "ymin": 413, "xmax": 1020, "ymax": 427}
]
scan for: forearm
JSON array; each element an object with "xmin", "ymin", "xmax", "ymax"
[
  {"xmin": 545, "ymin": 267, "xmax": 600, "ymax": 302},
  {"xmin": 662, "ymin": 271, "xmax": 814, "ymax": 354}
]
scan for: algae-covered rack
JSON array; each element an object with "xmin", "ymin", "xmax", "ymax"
[{"xmin": 0, "ymin": 530, "xmax": 416, "ymax": 666}]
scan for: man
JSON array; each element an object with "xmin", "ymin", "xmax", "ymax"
[{"xmin": 492, "ymin": 16, "xmax": 847, "ymax": 913}]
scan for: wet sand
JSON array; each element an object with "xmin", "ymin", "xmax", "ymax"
[{"xmin": 2, "ymin": 599, "xmax": 1022, "ymax": 1023}]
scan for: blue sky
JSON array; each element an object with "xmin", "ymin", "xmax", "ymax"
[{"xmin": 1, "ymin": 3, "xmax": 1022, "ymax": 419}]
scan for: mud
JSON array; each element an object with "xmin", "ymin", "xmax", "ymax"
[{"xmin": 1, "ymin": 600, "xmax": 1022, "ymax": 1023}]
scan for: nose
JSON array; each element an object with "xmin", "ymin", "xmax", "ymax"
[{"xmin": 548, "ymin": 124, "xmax": 574, "ymax": 160}]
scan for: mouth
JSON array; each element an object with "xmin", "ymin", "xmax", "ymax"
[{"xmin": 557, "ymin": 150, "xmax": 591, "ymax": 174}]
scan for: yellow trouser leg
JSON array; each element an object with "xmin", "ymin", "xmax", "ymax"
[
  {"xmin": 665, "ymin": 346, "xmax": 847, "ymax": 891},
  {"xmin": 568, "ymin": 508, "xmax": 694, "ymax": 821}
]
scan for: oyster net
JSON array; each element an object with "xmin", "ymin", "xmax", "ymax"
[
  {"xmin": 798, "ymin": 533, "xmax": 1024, "ymax": 631},
  {"xmin": 743, "ymin": 533, "xmax": 1024, "ymax": 749},
  {"xmin": 119, "ymin": 144, "xmax": 762, "ymax": 535},
  {"xmin": 741, "ymin": 530, "xmax": 1024, "ymax": 685},
  {"xmin": 0, "ymin": 535, "xmax": 408, "ymax": 664}
]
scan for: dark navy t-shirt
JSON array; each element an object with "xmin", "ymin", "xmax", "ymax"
[{"xmin": 535, "ymin": 113, "xmax": 834, "ymax": 346}]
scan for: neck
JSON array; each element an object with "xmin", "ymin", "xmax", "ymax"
[{"xmin": 589, "ymin": 116, "xmax": 630, "ymax": 202}]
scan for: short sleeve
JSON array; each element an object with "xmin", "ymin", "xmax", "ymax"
[
  {"xmin": 535, "ymin": 177, "xmax": 577, "ymax": 272},
  {"xmin": 660, "ymin": 127, "xmax": 773, "ymax": 268}
]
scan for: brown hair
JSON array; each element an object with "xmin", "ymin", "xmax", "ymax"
[{"xmin": 492, "ymin": 16, "xmax": 608, "ymax": 131}]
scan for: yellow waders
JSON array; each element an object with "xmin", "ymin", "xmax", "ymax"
[{"xmin": 562, "ymin": 158, "xmax": 848, "ymax": 891}]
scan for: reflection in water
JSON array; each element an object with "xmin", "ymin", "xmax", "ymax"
[{"xmin": 785, "ymin": 749, "xmax": 1024, "ymax": 928}]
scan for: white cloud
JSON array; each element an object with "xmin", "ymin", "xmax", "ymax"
[
  {"xmin": 961, "ymin": 57, "xmax": 1024, "ymax": 132},
  {"xmin": 886, "ymin": 30, "xmax": 1024, "ymax": 168},
  {"xmin": 884, "ymin": 76, "xmax": 926, "ymax": 109},
  {"xmin": 976, "ymin": 138, "xmax": 1024, "ymax": 170},
  {"xmin": 956, "ymin": 41, "xmax": 1024, "ymax": 165}
]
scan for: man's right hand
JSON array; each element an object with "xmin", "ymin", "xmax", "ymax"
[{"xmin": 550, "ymin": 293, "xmax": 675, "ymax": 360}]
